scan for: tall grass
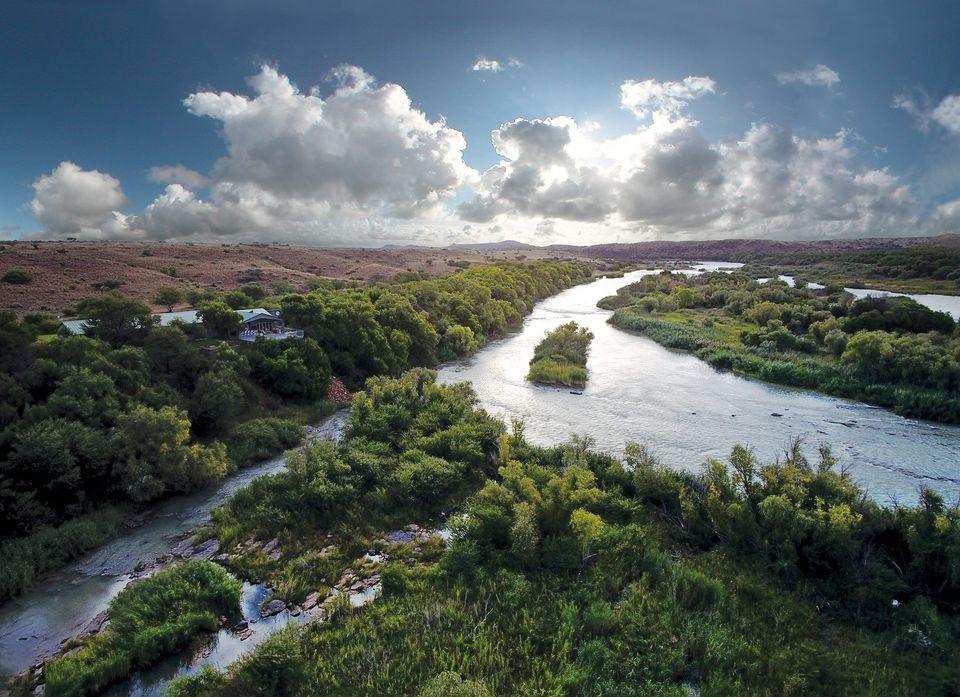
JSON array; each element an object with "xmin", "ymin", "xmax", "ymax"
[
  {"xmin": 42, "ymin": 560, "xmax": 241, "ymax": 697},
  {"xmin": 0, "ymin": 507, "xmax": 124, "ymax": 601}
]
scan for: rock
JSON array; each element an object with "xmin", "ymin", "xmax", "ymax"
[
  {"xmin": 350, "ymin": 581, "xmax": 364, "ymax": 591},
  {"xmin": 771, "ymin": 412, "xmax": 783, "ymax": 417},
  {"xmin": 268, "ymin": 547, "xmax": 282, "ymax": 562},
  {"xmin": 238, "ymin": 627, "xmax": 254, "ymax": 641},
  {"xmin": 320, "ymin": 545, "xmax": 338, "ymax": 555},
  {"xmin": 77, "ymin": 610, "xmax": 109, "ymax": 638},
  {"xmin": 289, "ymin": 606, "xmax": 302, "ymax": 617},
  {"xmin": 170, "ymin": 537, "xmax": 195, "ymax": 558},
  {"xmin": 193, "ymin": 538, "xmax": 221, "ymax": 560},
  {"xmin": 303, "ymin": 591, "xmax": 322, "ymax": 610},
  {"xmin": 261, "ymin": 598, "xmax": 287, "ymax": 617},
  {"xmin": 234, "ymin": 619, "xmax": 249, "ymax": 631}
]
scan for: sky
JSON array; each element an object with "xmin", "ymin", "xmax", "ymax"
[{"xmin": 2, "ymin": 0, "xmax": 959, "ymax": 246}]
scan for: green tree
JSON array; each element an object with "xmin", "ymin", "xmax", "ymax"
[
  {"xmin": 197, "ymin": 300, "xmax": 242, "ymax": 339},
  {"xmin": 154, "ymin": 286, "xmax": 184, "ymax": 312},
  {"xmin": 83, "ymin": 292, "xmax": 157, "ymax": 347},
  {"xmin": 191, "ymin": 368, "xmax": 245, "ymax": 435}
]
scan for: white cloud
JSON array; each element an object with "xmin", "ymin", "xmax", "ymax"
[
  {"xmin": 471, "ymin": 56, "xmax": 523, "ymax": 73},
  {"xmin": 932, "ymin": 198, "xmax": 960, "ymax": 232},
  {"xmin": 776, "ymin": 64, "xmax": 840, "ymax": 88},
  {"xmin": 619, "ymin": 76, "xmax": 716, "ymax": 122},
  {"xmin": 29, "ymin": 161, "xmax": 133, "ymax": 238},
  {"xmin": 895, "ymin": 91, "xmax": 960, "ymax": 138},
  {"xmin": 460, "ymin": 76, "xmax": 918, "ymax": 240},
  {"xmin": 471, "ymin": 58, "xmax": 502, "ymax": 72},
  {"xmin": 931, "ymin": 94, "xmax": 960, "ymax": 135},
  {"xmin": 147, "ymin": 165, "xmax": 209, "ymax": 189}
]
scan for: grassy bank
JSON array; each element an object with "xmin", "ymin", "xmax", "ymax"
[
  {"xmin": 37, "ymin": 560, "xmax": 241, "ymax": 697},
  {"xmin": 158, "ymin": 374, "xmax": 959, "ymax": 696},
  {"xmin": 0, "ymin": 508, "xmax": 125, "ymax": 601},
  {"xmin": 527, "ymin": 321, "xmax": 594, "ymax": 388},
  {"xmin": 604, "ymin": 271, "xmax": 960, "ymax": 424}
]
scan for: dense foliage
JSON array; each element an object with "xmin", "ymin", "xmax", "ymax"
[
  {"xmin": 527, "ymin": 321, "xmax": 594, "ymax": 387},
  {"xmin": 0, "ymin": 261, "xmax": 589, "ymax": 599},
  {"xmin": 604, "ymin": 271, "xmax": 960, "ymax": 423},
  {"xmin": 280, "ymin": 261, "xmax": 593, "ymax": 386},
  {"xmin": 165, "ymin": 373, "xmax": 960, "ymax": 696},
  {"xmin": 41, "ymin": 560, "xmax": 241, "ymax": 697}
]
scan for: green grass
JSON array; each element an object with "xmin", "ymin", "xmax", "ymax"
[
  {"xmin": 40, "ymin": 560, "xmax": 241, "ymax": 697},
  {"xmin": 0, "ymin": 507, "xmax": 125, "ymax": 601}
]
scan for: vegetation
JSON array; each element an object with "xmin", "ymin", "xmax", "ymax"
[
  {"xmin": 527, "ymin": 321, "xmax": 594, "ymax": 388},
  {"xmin": 1, "ymin": 269, "xmax": 32, "ymax": 284},
  {"xmin": 41, "ymin": 560, "xmax": 241, "ymax": 697},
  {"xmin": 0, "ymin": 261, "xmax": 591, "ymax": 599},
  {"xmin": 739, "ymin": 246, "xmax": 960, "ymax": 295},
  {"xmin": 0, "ymin": 507, "xmax": 124, "ymax": 599},
  {"xmin": 159, "ymin": 372, "xmax": 960, "ymax": 696},
  {"xmin": 603, "ymin": 271, "xmax": 960, "ymax": 423}
]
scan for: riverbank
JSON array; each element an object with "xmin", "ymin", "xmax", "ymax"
[{"xmin": 603, "ymin": 271, "xmax": 960, "ymax": 425}]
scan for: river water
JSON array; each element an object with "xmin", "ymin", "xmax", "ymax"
[
  {"xmin": 3, "ymin": 269, "xmax": 960, "ymax": 691},
  {"xmin": 0, "ymin": 412, "xmax": 350, "ymax": 683},
  {"xmin": 437, "ymin": 266, "xmax": 960, "ymax": 508}
]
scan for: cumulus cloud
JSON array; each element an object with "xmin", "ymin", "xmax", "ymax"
[
  {"xmin": 147, "ymin": 165, "xmax": 209, "ymax": 189},
  {"xmin": 39, "ymin": 64, "xmax": 476, "ymax": 244},
  {"xmin": 776, "ymin": 64, "xmax": 840, "ymax": 88},
  {"xmin": 460, "ymin": 76, "xmax": 919, "ymax": 240},
  {"xmin": 932, "ymin": 198, "xmax": 960, "ymax": 232},
  {"xmin": 30, "ymin": 161, "xmax": 133, "ymax": 238}
]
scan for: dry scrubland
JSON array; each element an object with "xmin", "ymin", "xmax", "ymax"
[{"xmin": 0, "ymin": 242, "xmax": 584, "ymax": 315}]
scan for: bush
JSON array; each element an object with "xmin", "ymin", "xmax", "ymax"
[
  {"xmin": 1, "ymin": 269, "xmax": 31, "ymax": 284},
  {"xmin": 43, "ymin": 560, "xmax": 241, "ymax": 697},
  {"xmin": 227, "ymin": 418, "xmax": 304, "ymax": 468},
  {"xmin": 0, "ymin": 508, "xmax": 124, "ymax": 600}
]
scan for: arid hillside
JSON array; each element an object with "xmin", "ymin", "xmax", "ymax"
[{"xmin": 0, "ymin": 241, "xmax": 581, "ymax": 315}]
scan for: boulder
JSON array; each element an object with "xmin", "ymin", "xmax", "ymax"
[{"xmin": 261, "ymin": 598, "xmax": 287, "ymax": 617}]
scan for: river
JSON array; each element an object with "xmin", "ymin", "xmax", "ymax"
[
  {"xmin": 4, "ymin": 268, "xmax": 960, "ymax": 691},
  {"xmin": 436, "ymin": 266, "xmax": 960, "ymax": 508},
  {"xmin": 0, "ymin": 412, "xmax": 350, "ymax": 683}
]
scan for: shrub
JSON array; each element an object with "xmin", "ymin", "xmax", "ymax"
[
  {"xmin": 43, "ymin": 560, "xmax": 241, "ymax": 697},
  {"xmin": 227, "ymin": 418, "xmax": 304, "ymax": 468},
  {"xmin": 1, "ymin": 269, "xmax": 31, "ymax": 284}
]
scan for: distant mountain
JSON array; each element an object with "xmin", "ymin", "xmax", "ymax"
[{"xmin": 447, "ymin": 240, "xmax": 536, "ymax": 251}]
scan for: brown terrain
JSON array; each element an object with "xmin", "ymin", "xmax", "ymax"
[
  {"xmin": 3, "ymin": 234, "xmax": 957, "ymax": 316},
  {"xmin": 0, "ymin": 241, "xmax": 585, "ymax": 315}
]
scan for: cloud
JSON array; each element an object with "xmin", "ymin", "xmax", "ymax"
[
  {"xmin": 29, "ymin": 161, "xmax": 133, "ymax": 238},
  {"xmin": 147, "ymin": 165, "xmax": 209, "ymax": 189},
  {"xmin": 471, "ymin": 58, "xmax": 502, "ymax": 72},
  {"xmin": 37, "ymin": 64, "xmax": 476, "ymax": 244},
  {"xmin": 932, "ymin": 198, "xmax": 960, "ymax": 232},
  {"xmin": 471, "ymin": 56, "xmax": 523, "ymax": 73},
  {"xmin": 931, "ymin": 94, "xmax": 960, "ymax": 135},
  {"xmin": 776, "ymin": 64, "xmax": 840, "ymax": 88},
  {"xmin": 460, "ymin": 76, "xmax": 918, "ymax": 240},
  {"xmin": 894, "ymin": 91, "xmax": 960, "ymax": 138},
  {"xmin": 619, "ymin": 76, "xmax": 716, "ymax": 122}
]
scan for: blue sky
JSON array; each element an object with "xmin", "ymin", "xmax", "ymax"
[{"xmin": 2, "ymin": 0, "xmax": 959, "ymax": 245}]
